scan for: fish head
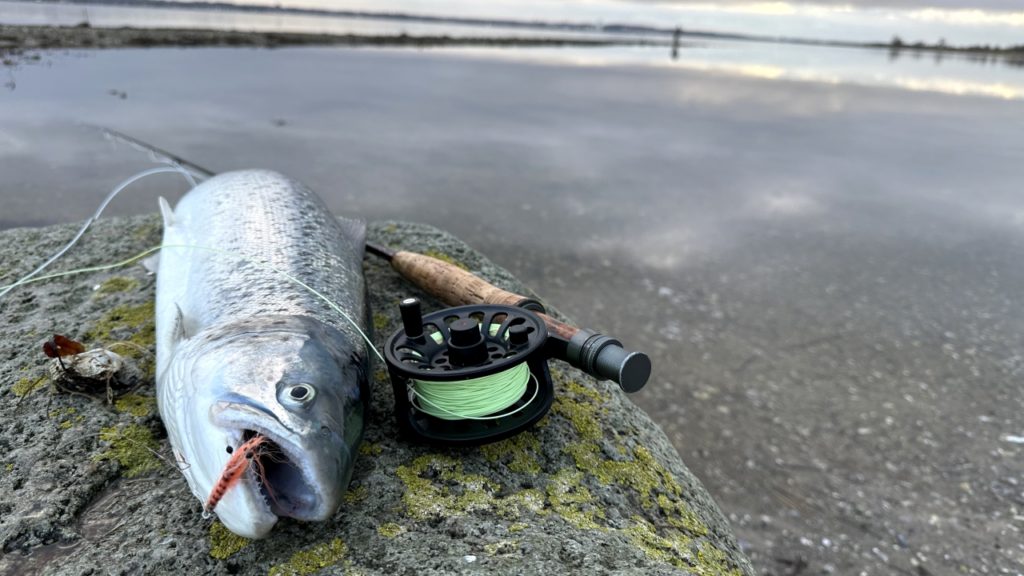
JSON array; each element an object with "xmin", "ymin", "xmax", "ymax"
[{"xmin": 163, "ymin": 315, "xmax": 367, "ymax": 539}]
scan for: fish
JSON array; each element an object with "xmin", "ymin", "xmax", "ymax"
[{"xmin": 154, "ymin": 169, "xmax": 370, "ymax": 538}]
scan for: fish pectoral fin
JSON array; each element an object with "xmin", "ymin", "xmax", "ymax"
[
  {"xmin": 158, "ymin": 196, "xmax": 176, "ymax": 229},
  {"xmin": 172, "ymin": 303, "xmax": 190, "ymax": 342},
  {"xmin": 141, "ymin": 253, "xmax": 160, "ymax": 275}
]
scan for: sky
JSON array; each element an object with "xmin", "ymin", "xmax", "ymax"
[{"xmin": 171, "ymin": 0, "xmax": 1024, "ymax": 46}]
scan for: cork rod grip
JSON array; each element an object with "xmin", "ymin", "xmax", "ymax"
[{"xmin": 391, "ymin": 251, "xmax": 535, "ymax": 309}]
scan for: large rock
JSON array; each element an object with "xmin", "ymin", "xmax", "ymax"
[{"xmin": 0, "ymin": 215, "xmax": 753, "ymax": 575}]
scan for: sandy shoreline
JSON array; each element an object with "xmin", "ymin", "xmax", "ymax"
[{"xmin": 0, "ymin": 23, "xmax": 647, "ymax": 63}]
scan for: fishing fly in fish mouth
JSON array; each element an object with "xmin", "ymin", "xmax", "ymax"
[{"xmin": 155, "ymin": 169, "xmax": 371, "ymax": 539}]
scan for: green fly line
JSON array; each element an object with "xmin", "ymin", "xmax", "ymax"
[{"xmin": 406, "ymin": 327, "xmax": 538, "ymax": 421}]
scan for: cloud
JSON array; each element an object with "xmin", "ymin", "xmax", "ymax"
[{"xmin": 626, "ymin": 0, "xmax": 1022, "ymax": 12}]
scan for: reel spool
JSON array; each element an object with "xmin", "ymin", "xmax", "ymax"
[{"xmin": 384, "ymin": 299, "xmax": 554, "ymax": 446}]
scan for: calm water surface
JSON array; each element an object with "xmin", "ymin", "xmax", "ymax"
[{"xmin": 1, "ymin": 23, "xmax": 1023, "ymax": 575}]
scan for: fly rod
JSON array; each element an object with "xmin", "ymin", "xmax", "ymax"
[
  {"xmin": 365, "ymin": 241, "xmax": 651, "ymax": 393},
  {"xmin": 97, "ymin": 127, "xmax": 651, "ymax": 393}
]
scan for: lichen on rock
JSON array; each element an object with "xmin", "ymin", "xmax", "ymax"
[
  {"xmin": 209, "ymin": 521, "xmax": 250, "ymax": 560},
  {"xmin": 94, "ymin": 423, "xmax": 162, "ymax": 477},
  {"xmin": 268, "ymin": 538, "xmax": 348, "ymax": 576}
]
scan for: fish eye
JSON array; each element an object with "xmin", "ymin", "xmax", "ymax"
[{"xmin": 282, "ymin": 383, "xmax": 316, "ymax": 407}]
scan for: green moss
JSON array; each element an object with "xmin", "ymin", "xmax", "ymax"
[
  {"xmin": 480, "ymin": 431, "xmax": 541, "ymax": 474},
  {"xmin": 372, "ymin": 313, "xmax": 390, "ymax": 334},
  {"xmin": 343, "ymin": 485, "xmax": 368, "ymax": 504},
  {"xmin": 12, "ymin": 376, "xmax": 47, "ymax": 397},
  {"xmin": 209, "ymin": 521, "xmax": 249, "ymax": 560},
  {"xmin": 625, "ymin": 517, "xmax": 739, "ymax": 575},
  {"xmin": 484, "ymin": 540, "xmax": 519, "ymax": 556},
  {"xmin": 395, "ymin": 454, "xmax": 499, "ymax": 521},
  {"xmin": 94, "ymin": 424, "xmax": 161, "ymax": 477},
  {"xmin": 625, "ymin": 516, "xmax": 691, "ymax": 566},
  {"xmin": 508, "ymin": 522, "xmax": 528, "ymax": 533},
  {"xmin": 84, "ymin": 301, "xmax": 155, "ymax": 350},
  {"xmin": 268, "ymin": 538, "xmax": 347, "ymax": 576},
  {"xmin": 358, "ymin": 442, "xmax": 383, "ymax": 456},
  {"xmin": 550, "ymin": 371, "xmax": 716, "ymax": 569},
  {"xmin": 49, "ymin": 407, "xmax": 84, "ymax": 430},
  {"xmin": 4, "ymin": 463, "xmax": 14, "ymax": 473},
  {"xmin": 377, "ymin": 522, "xmax": 404, "ymax": 538},
  {"xmin": 559, "ymin": 376, "xmax": 606, "ymax": 405},
  {"xmin": 564, "ymin": 441, "xmax": 707, "ymax": 537},
  {"xmin": 423, "ymin": 249, "xmax": 468, "ymax": 271},
  {"xmin": 84, "ymin": 301, "xmax": 156, "ymax": 377},
  {"xmin": 659, "ymin": 494, "xmax": 708, "ymax": 535},
  {"xmin": 114, "ymin": 394, "xmax": 157, "ymax": 418},
  {"xmin": 132, "ymin": 220, "xmax": 162, "ymax": 243},
  {"xmin": 494, "ymin": 488, "xmax": 546, "ymax": 519},
  {"xmin": 552, "ymin": 381, "xmax": 606, "ymax": 438},
  {"xmin": 694, "ymin": 543, "xmax": 744, "ymax": 576},
  {"xmin": 545, "ymin": 469, "xmax": 603, "ymax": 530},
  {"xmin": 96, "ymin": 277, "xmax": 139, "ymax": 295},
  {"xmin": 59, "ymin": 419, "xmax": 74, "ymax": 430}
]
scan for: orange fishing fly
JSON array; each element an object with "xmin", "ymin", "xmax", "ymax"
[{"xmin": 205, "ymin": 434, "xmax": 273, "ymax": 513}]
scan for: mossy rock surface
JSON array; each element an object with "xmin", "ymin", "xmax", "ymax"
[{"xmin": 0, "ymin": 215, "xmax": 753, "ymax": 575}]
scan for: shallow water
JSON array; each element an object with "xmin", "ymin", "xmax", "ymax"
[{"xmin": 1, "ymin": 39, "xmax": 1023, "ymax": 574}]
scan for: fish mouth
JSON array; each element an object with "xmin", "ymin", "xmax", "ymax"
[
  {"xmin": 239, "ymin": 428, "xmax": 321, "ymax": 520},
  {"xmin": 213, "ymin": 400, "xmax": 327, "ymax": 521}
]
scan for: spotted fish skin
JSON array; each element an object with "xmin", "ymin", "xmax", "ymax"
[{"xmin": 155, "ymin": 170, "xmax": 369, "ymax": 539}]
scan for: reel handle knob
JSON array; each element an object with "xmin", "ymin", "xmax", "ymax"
[{"xmin": 400, "ymin": 298, "xmax": 424, "ymax": 339}]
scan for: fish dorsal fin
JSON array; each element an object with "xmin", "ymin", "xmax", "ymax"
[
  {"xmin": 337, "ymin": 216, "xmax": 366, "ymax": 259},
  {"xmin": 158, "ymin": 196, "xmax": 176, "ymax": 229},
  {"xmin": 172, "ymin": 303, "xmax": 189, "ymax": 343}
]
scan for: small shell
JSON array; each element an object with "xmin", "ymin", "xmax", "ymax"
[{"xmin": 48, "ymin": 348, "xmax": 124, "ymax": 383}]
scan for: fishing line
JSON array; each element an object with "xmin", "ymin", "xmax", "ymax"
[
  {"xmin": 0, "ymin": 161, "xmax": 382, "ymax": 359},
  {"xmin": 0, "ymin": 242, "xmax": 385, "ymax": 363},
  {"xmin": 403, "ymin": 327, "xmax": 540, "ymax": 421},
  {"xmin": 156, "ymin": 243, "xmax": 386, "ymax": 364},
  {"xmin": 0, "ymin": 165, "xmax": 198, "ymax": 301},
  {"xmin": 412, "ymin": 361, "xmax": 538, "ymax": 421}
]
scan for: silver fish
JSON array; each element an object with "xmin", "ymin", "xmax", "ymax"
[{"xmin": 155, "ymin": 170, "xmax": 369, "ymax": 538}]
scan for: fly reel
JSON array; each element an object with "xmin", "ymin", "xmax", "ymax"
[{"xmin": 384, "ymin": 298, "xmax": 553, "ymax": 446}]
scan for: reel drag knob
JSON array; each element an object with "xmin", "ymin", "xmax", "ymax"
[{"xmin": 447, "ymin": 318, "xmax": 487, "ymax": 366}]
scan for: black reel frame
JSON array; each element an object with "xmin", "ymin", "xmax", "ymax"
[{"xmin": 384, "ymin": 301, "xmax": 554, "ymax": 446}]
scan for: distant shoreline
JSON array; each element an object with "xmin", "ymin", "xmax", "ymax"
[
  {"xmin": 11, "ymin": 0, "xmax": 1024, "ymax": 54},
  {"xmin": 0, "ymin": 23, "xmax": 656, "ymax": 63}
]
